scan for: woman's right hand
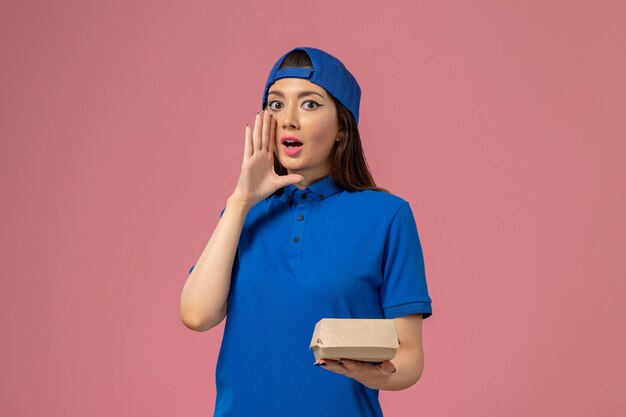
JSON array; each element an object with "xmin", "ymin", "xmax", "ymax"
[{"xmin": 230, "ymin": 109, "xmax": 304, "ymax": 208}]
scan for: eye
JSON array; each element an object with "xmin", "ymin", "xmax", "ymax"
[
  {"xmin": 303, "ymin": 100, "xmax": 321, "ymax": 110},
  {"xmin": 268, "ymin": 101, "xmax": 281, "ymax": 110},
  {"xmin": 268, "ymin": 100, "xmax": 323, "ymax": 111}
]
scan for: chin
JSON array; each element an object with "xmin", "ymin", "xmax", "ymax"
[{"xmin": 278, "ymin": 157, "xmax": 298, "ymax": 168}]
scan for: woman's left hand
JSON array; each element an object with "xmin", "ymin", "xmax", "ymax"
[{"xmin": 315, "ymin": 358, "xmax": 396, "ymax": 389}]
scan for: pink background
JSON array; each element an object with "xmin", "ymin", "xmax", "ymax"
[{"xmin": 1, "ymin": 0, "xmax": 625, "ymax": 416}]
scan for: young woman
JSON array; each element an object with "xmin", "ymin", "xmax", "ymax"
[{"xmin": 181, "ymin": 46, "xmax": 433, "ymax": 416}]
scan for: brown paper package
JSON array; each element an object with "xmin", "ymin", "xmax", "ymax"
[{"xmin": 309, "ymin": 318, "xmax": 400, "ymax": 363}]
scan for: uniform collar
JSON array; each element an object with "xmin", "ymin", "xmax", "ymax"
[{"xmin": 276, "ymin": 174, "xmax": 341, "ymax": 205}]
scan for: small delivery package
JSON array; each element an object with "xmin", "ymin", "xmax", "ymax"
[{"xmin": 309, "ymin": 318, "xmax": 400, "ymax": 363}]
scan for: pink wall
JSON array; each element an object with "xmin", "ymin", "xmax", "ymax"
[{"xmin": 1, "ymin": 0, "xmax": 625, "ymax": 416}]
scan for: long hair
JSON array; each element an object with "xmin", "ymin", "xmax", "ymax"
[{"xmin": 270, "ymin": 49, "xmax": 389, "ymax": 194}]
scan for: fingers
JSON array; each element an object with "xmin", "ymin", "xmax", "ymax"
[
  {"xmin": 314, "ymin": 359, "xmax": 349, "ymax": 375},
  {"xmin": 261, "ymin": 109, "xmax": 271, "ymax": 151},
  {"xmin": 246, "ymin": 110, "xmax": 273, "ymax": 161},
  {"xmin": 268, "ymin": 111, "xmax": 276, "ymax": 154},
  {"xmin": 252, "ymin": 111, "xmax": 262, "ymax": 151},
  {"xmin": 244, "ymin": 123, "xmax": 253, "ymax": 161},
  {"xmin": 314, "ymin": 358, "xmax": 396, "ymax": 376}
]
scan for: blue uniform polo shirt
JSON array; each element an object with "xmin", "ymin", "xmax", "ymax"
[{"xmin": 188, "ymin": 174, "xmax": 432, "ymax": 417}]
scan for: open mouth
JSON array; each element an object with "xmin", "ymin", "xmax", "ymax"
[{"xmin": 283, "ymin": 140, "xmax": 303, "ymax": 148}]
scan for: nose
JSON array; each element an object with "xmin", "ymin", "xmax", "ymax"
[{"xmin": 280, "ymin": 105, "xmax": 300, "ymax": 130}]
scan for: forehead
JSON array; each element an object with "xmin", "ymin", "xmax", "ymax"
[{"xmin": 268, "ymin": 78, "xmax": 327, "ymax": 97}]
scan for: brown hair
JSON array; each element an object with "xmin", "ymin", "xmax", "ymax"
[{"xmin": 270, "ymin": 49, "xmax": 389, "ymax": 194}]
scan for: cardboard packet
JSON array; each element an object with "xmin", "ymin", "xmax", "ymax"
[{"xmin": 309, "ymin": 318, "xmax": 400, "ymax": 363}]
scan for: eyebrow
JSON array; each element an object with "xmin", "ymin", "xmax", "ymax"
[{"xmin": 268, "ymin": 90, "xmax": 326, "ymax": 99}]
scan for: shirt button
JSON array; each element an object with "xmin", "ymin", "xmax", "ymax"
[
  {"xmin": 298, "ymin": 215, "xmax": 304, "ymax": 221},
  {"xmin": 293, "ymin": 237, "xmax": 299, "ymax": 243},
  {"xmin": 301, "ymin": 193, "xmax": 307, "ymax": 199},
  {"xmin": 318, "ymin": 193, "xmax": 324, "ymax": 199}
]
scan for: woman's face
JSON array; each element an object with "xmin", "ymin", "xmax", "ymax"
[{"xmin": 267, "ymin": 77, "xmax": 340, "ymax": 184}]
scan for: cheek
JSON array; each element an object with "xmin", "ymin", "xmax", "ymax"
[{"xmin": 309, "ymin": 118, "xmax": 338, "ymax": 144}]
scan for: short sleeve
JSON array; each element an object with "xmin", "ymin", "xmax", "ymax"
[
  {"xmin": 380, "ymin": 202, "xmax": 432, "ymax": 319},
  {"xmin": 188, "ymin": 207, "xmax": 227, "ymax": 275}
]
